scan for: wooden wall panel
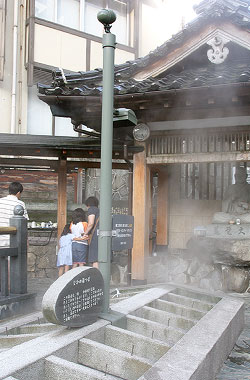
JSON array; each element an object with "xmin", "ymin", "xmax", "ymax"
[
  {"xmin": 57, "ymin": 159, "xmax": 67, "ymax": 239},
  {"xmin": 132, "ymin": 150, "xmax": 150, "ymax": 283},
  {"xmin": 156, "ymin": 169, "xmax": 168, "ymax": 246}
]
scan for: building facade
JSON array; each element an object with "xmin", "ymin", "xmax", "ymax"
[
  {"xmin": 0, "ymin": 0, "xmax": 190, "ymax": 137},
  {"xmin": 38, "ymin": 0, "xmax": 250, "ymax": 290},
  {"xmin": 1, "ymin": 0, "xmax": 193, "ymax": 280}
]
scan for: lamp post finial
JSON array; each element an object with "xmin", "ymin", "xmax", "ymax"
[{"xmin": 97, "ymin": 9, "xmax": 116, "ymax": 33}]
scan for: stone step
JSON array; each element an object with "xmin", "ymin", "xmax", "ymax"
[
  {"xmin": 110, "ymin": 296, "xmax": 130, "ymax": 304},
  {"xmin": 133, "ymin": 306, "xmax": 196, "ymax": 331},
  {"xmin": 0, "ymin": 348, "xmax": 9, "ymax": 353},
  {"xmin": 45, "ymin": 355, "xmax": 120, "ymax": 380},
  {"xmin": 5, "ymin": 323, "xmax": 62, "ymax": 335},
  {"xmin": 78, "ymin": 337, "xmax": 152, "ymax": 380},
  {"xmin": 25, "ymin": 317, "xmax": 47, "ymax": 325},
  {"xmin": 0, "ymin": 311, "xmax": 43, "ymax": 335},
  {"xmin": 170, "ymin": 288, "xmax": 221, "ymax": 304},
  {"xmin": 111, "ymin": 291, "xmax": 140, "ymax": 298},
  {"xmin": 150, "ymin": 299, "xmax": 205, "ymax": 320},
  {"xmin": 88, "ymin": 324, "xmax": 170, "ymax": 362},
  {"xmin": 0, "ymin": 333, "xmax": 43, "ymax": 349},
  {"xmin": 162, "ymin": 292, "xmax": 214, "ymax": 312},
  {"xmin": 126, "ymin": 314, "xmax": 184, "ymax": 346}
]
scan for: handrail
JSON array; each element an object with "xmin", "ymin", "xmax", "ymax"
[
  {"xmin": 0, "ymin": 206, "xmax": 27, "ymax": 297},
  {"xmin": 0, "ymin": 247, "xmax": 18, "ymax": 257},
  {"xmin": 0, "ymin": 226, "xmax": 17, "ymax": 235}
]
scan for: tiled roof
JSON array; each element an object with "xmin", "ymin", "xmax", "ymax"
[
  {"xmin": 38, "ymin": 61, "xmax": 250, "ymax": 96},
  {"xmin": 37, "ymin": 0, "xmax": 250, "ymax": 97},
  {"xmin": 195, "ymin": 0, "xmax": 250, "ymax": 22}
]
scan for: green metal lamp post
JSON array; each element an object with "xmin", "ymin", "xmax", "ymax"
[{"xmin": 97, "ymin": 9, "xmax": 117, "ymax": 314}]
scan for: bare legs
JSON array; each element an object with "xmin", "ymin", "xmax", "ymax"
[
  {"xmin": 58, "ymin": 265, "xmax": 70, "ymax": 277},
  {"xmin": 72, "ymin": 263, "xmax": 85, "ymax": 269}
]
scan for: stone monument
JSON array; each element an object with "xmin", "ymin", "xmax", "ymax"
[
  {"xmin": 42, "ymin": 266, "xmax": 104, "ymax": 327},
  {"xmin": 213, "ymin": 166, "xmax": 250, "ymax": 224},
  {"xmin": 188, "ymin": 167, "xmax": 250, "ymax": 293}
]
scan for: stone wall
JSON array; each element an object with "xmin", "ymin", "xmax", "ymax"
[
  {"xmin": 85, "ymin": 168, "xmax": 130, "ymax": 204},
  {"xmin": 27, "ymin": 239, "xmax": 58, "ymax": 279}
]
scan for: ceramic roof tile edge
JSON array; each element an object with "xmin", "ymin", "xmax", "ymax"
[{"xmin": 38, "ymin": 60, "xmax": 250, "ymax": 96}]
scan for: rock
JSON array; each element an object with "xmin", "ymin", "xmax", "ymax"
[
  {"xmin": 189, "ymin": 275, "xmax": 199, "ymax": 286},
  {"xmin": 199, "ymin": 278, "xmax": 212, "ymax": 290},
  {"xmin": 111, "ymin": 263, "xmax": 120, "ymax": 285},
  {"xmin": 27, "ymin": 252, "xmax": 36, "ymax": 268},
  {"xmin": 37, "ymin": 253, "xmax": 56, "ymax": 269},
  {"xmin": 167, "ymin": 256, "xmax": 189, "ymax": 275},
  {"xmin": 187, "ymin": 259, "xmax": 200, "ymax": 276},
  {"xmin": 148, "ymin": 262, "xmax": 169, "ymax": 283},
  {"xmin": 193, "ymin": 263, "xmax": 214, "ymax": 281},
  {"xmin": 42, "ymin": 267, "xmax": 104, "ymax": 327},
  {"xmin": 209, "ymin": 268, "xmax": 223, "ymax": 291},
  {"xmin": 186, "ymin": 237, "xmax": 214, "ymax": 264},
  {"xmin": 169, "ymin": 272, "xmax": 188, "ymax": 284},
  {"xmin": 187, "ymin": 236, "xmax": 250, "ymax": 266},
  {"xmin": 35, "ymin": 269, "xmax": 47, "ymax": 278},
  {"xmin": 45, "ymin": 268, "xmax": 58, "ymax": 279},
  {"xmin": 222, "ymin": 266, "xmax": 249, "ymax": 293},
  {"xmin": 214, "ymin": 239, "xmax": 250, "ymax": 266}
]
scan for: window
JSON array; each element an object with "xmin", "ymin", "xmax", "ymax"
[
  {"xmin": 109, "ymin": 0, "xmax": 128, "ymax": 45},
  {"xmin": 84, "ymin": 0, "xmax": 103, "ymax": 37},
  {"xmin": 35, "ymin": 0, "xmax": 132, "ymax": 45},
  {"xmin": 180, "ymin": 162, "xmax": 235, "ymax": 201},
  {"xmin": 58, "ymin": 0, "xmax": 80, "ymax": 30},
  {"xmin": 35, "ymin": 0, "xmax": 55, "ymax": 22}
]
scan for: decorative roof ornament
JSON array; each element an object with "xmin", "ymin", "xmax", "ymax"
[{"xmin": 207, "ymin": 35, "xmax": 230, "ymax": 64}]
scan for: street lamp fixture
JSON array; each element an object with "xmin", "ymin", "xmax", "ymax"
[{"xmin": 97, "ymin": 9, "xmax": 137, "ymax": 316}]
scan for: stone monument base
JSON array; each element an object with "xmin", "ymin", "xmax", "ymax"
[
  {"xmin": 187, "ymin": 223, "xmax": 250, "ymax": 292},
  {"xmin": 0, "ymin": 293, "xmax": 36, "ymax": 320}
]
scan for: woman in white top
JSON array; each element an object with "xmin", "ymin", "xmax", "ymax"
[{"xmin": 70, "ymin": 208, "xmax": 88, "ymax": 268}]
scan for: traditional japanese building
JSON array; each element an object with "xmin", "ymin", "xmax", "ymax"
[{"xmin": 38, "ymin": 0, "xmax": 250, "ymax": 284}]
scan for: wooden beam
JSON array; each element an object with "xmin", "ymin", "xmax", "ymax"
[
  {"xmin": 57, "ymin": 158, "xmax": 67, "ymax": 240},
  {"xmin": 76, "ymin": 169, "xmax": 82, "ymax": 204},
  {"xmin": 0, "ymin": 158, "xmax": 132, "ymax": 171},
  {"xmin": 0, "ymin": 227, "xmax": 17, "ymax": 235},
  {"xmin": 132, "ymin": 150, "xmax": 150, "ymax": 283},
  {"xmin": 147, "ymin": 151, "xmax": 250, "ymax": 165},
  {"xmin": 149, "ymin": 170, "xmax": 154, "ymax": 254},
  {"xmin": 134, "ymin": 105, "xmax": 250, "ymax": 124},
  {"xmin": 156, "ymin": 169, "xmax": 168, "ymax": 246}
]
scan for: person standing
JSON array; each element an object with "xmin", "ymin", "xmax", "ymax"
[
  {"xmin": 0, "ymin": 182, "xmax": 29, "ymax": 247},
  {"xmin": 70, "ymin": 208, "xmax": 88, "ymax": 268},
  {"xmin": 84, "ymin": 196, "xmax": 99, "ymax": 268},
  {"xmin": 57, "ymin": 224, "xmax": 74, "ymax": 276}
]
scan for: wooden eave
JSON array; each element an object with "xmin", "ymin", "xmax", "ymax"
[
  {"xmin": 114, "ymin": 82, "xmax": 250, "ymax": 123},
  {"xmin": 133, "ymin": 21, "xmax": 250, "ymax": 81},
  {"xmin": 39, "ymin": 81, "xmax": 250, "ymax": 127},
  {"xmin": 0, "ymin": 133, "xmax": 143, "ymax": 161}
]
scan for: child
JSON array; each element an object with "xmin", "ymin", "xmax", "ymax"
[
  {"xmin": 70, "ymin": 208, "xmax": 88, "ymax": 268},
  {"xmin": 57, "ymin": 224, "xmax": 73, "ymax": 277}
]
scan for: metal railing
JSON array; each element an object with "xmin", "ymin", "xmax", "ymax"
[{"xmin": 0, "ymin": 206, "xmax": 27, "ymax": 297}]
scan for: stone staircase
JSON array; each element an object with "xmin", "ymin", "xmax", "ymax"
[
  {"xmin": 0, "ymin": 316, "xmax": 63, "ymax": 353},
  {"xmin": 0, "ymin": 285, "xmax": 244, "ymax": 380},
  {"xmin": 0, "ymin": 288, "xmax": 140, "ymax": 354}
]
